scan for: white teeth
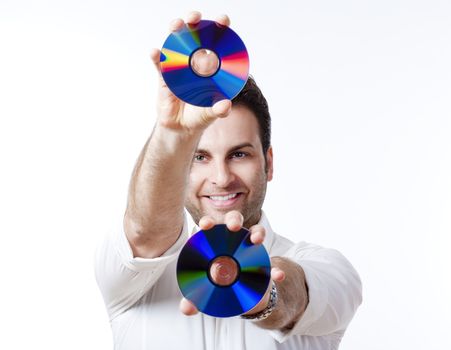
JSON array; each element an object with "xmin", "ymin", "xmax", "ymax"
[{"xmin": 209, "ymin": 193, "xmax": 238, "ymax": 201}]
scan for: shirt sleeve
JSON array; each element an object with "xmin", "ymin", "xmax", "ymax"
[
  {"xmin": 94, "ymin": 216, "xmax": 188, "ymax": 321},
  {"xmin": 269, "ymin": 242, "xmax": 362, "ymax": 342}
]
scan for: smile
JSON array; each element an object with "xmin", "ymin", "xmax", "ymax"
[
  {"xmin": 203, "ymin": 193, "xmax": 243, "ymax": 208},
  {"xmin": 209, "ymin": 193, "xmax": 238, "ymax": 201}
]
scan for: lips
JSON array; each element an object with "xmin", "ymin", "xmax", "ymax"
[
  {"xmin": 203, "ymin": 192, "xmax": 243, "ymax": 208},
  {"xmin": 209, "ymin": 193, "xmax": 238, "ymax": 201}
]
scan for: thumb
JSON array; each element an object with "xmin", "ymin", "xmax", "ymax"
[
  {"xmin": 197, "ymin": 99, "xmax": 232, "ymax": 127},
  {"xmin": 210, "ymin": 99, "xmax": 232, "ymax": 119},
  {"xmin": 179, "ymin": 297, "xmax": 199, "ymax": 316}
]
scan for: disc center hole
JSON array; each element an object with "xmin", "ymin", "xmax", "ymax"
[
  {"xmin": 190, "ymin": 49, "xmax": 220, "ymax": 77},
  {"xmin": 209, "ymin": 256, "xmax": 238, "ymax": 286}
]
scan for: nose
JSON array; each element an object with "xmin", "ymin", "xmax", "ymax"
[{"xmin": 210, "ymin": 160, "xmax": 235, "ymax": 188}]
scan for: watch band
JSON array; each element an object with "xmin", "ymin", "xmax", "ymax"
[{"xmin": 240, "ymin": 281, "xmax": 278, "ymax": 321}]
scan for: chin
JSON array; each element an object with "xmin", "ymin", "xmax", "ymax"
[{"xmin": 203, "ymin": 208, "xmax": 229, "ymax": 221}]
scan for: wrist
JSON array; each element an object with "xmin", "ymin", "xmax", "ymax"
[
  {"xmin": 153, "ymin": 122, "xmax": 203, "ymax": 153},
  {"xmin": 240, "ymin": 282, "xmax": 278, "ymax": 322},
  {"xmin": 155, "ymin": 119, "xmax": 204, "ymax": 138}
]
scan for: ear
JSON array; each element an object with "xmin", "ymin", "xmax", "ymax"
[{"xmin": 266, "ymin": 146, "xmax": 274, "ymax": 181}]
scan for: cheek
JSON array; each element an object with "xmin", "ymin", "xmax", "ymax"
[
  {"xmin": 187, "ymin": 167, "xmax": 204, "ymax": 196},
  {"xmin": 234, "ymin": 161, "xmax": 266, "ymax": 183}
]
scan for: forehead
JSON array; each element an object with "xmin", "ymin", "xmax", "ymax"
[{"xmin": 197, "ymin": 105, "xmax": 262, "ymax": 152}]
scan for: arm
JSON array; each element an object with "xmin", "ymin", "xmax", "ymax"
[
  {"xmin": 124, "ymin": 12, "xmax": 232, "ymax": 258},
  {"xmin": 180, "ymin": 212, "xmax": 361, "ymax": 338},
  {"xmin": 251, "ymin": 250, "xmax": 361, "ymax": 338},
  {"xmin": 124, "ymin": 123, "xmax": 203, "ymax": 258},
  {"xmin": 178, "ymin": 214, "xmax": 311, "ymax": 328},
  {"xmin": 251, "ymin": 257, "xmax": 309, "ymax": 331}
]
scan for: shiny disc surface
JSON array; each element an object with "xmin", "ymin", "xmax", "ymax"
[
  {"xmin": 176, "ymin": 224, "xmax": 271, "ymax": 318},
  {"xmin": 160, "ymin": 20, "xmax": 249, "ymax": 107}
]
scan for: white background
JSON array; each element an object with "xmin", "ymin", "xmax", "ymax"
[{"xmin": 1, "ymin": 0, "xmax": 450, "ymax": 349}]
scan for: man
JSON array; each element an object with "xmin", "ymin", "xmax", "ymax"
[{"xmin": 95, "ymin": 12, "xmax": 362, "ymax": 350}]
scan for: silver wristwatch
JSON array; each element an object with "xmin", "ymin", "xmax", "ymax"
[{"xmin": 240, "ymin": 282, "xmax": 278, "ymax": 321}]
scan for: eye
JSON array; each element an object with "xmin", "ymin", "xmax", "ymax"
[
  {"xmin": 231, "ymin": 151, "xmax": 247, "ymax": 159},
  {"xmin": 194, "ymin": 154, "xmax": 206, "ymax": 162}
]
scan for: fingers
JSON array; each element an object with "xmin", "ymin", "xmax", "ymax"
[
  {"xmin": 271, "ymin": 266, "xmax": 286, "ymax": 282},
  {"xmin": 249, "ymin": 224, "xmax": 265, "ymax": 245},
  {"xmin": 186, "ymin": 11, "xmax": 202, "ymax": 25},
  {"xmin": 179, "ymin": 298, "xmax": 198, "ymax": 316},
  {"xmin": 170, "ymin": 12, "xmax": 230, "ymax": 33},
  {"xmin": 199, "ymin": 215, "xmax": 216, "ymax": 231},
  {"xmin": 150, "ymin": 48, "xmax": 163, "ymax": 76},
  {"xmin": 224, "ymin": 211, "xmax": 244, "ymax": 231},
  {"xmin": 169, "ymin": 18, "xmax": 184, "ymax": 32},
  {"xmin": 215, "ymin": 14, "xmax": 230, "ymax": 27},
  {"xmin": 198, "ymin": 211, "xmax": 266, "ymax": 245},
  {"xmin": 170, "ymin": 11, "xmax": 202, "ymax": 33},
  {"xmin": 198, "ymin": 210, "xmax": 243, "ymax": 232}
]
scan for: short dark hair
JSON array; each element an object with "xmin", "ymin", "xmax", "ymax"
[{"xmin": 232, "ymin": 76, "xmax": 271, "ymax": 155}]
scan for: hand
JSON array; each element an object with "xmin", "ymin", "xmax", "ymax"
[
  {"xmin": 240, "ymin": 259, "xmax": 286, "ymax": 317},
  {"xmin": 179, "ymin": 210, "xmax": 286, "ymax": 316},
  {"xmin": 151, "ymin": 11, "xmax": 232, "ymax": 132}
]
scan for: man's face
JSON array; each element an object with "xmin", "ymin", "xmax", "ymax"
[{"xmin": 185, "ymin": 105, "xmax": 273, "ymax": 228}]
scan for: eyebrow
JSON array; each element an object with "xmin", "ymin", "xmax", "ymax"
[{"xmin": 195, "ymin": 142, "xmax": 255, "ymax": 154}]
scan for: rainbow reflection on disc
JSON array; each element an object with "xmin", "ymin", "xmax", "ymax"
[
  {"xmin": 176, "ymin": 224, "xmax": 271, "ymax": 318},
  {"xmin": 160, "ymin": 20, "xmax": 249, "ymax": 107}
]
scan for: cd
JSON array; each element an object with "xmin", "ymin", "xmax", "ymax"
[
  {"xmin": 160, "ymin": 20, "xmax": 249, "ymax": 107},
  {"xmin": 176, "ymin": 224, "xmax": 271, "ymax": 318}
]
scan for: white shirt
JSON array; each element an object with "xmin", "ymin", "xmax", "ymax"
[{"xmin": 95, "ymin": 212, "xmax": 362, "ymax": 350}]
